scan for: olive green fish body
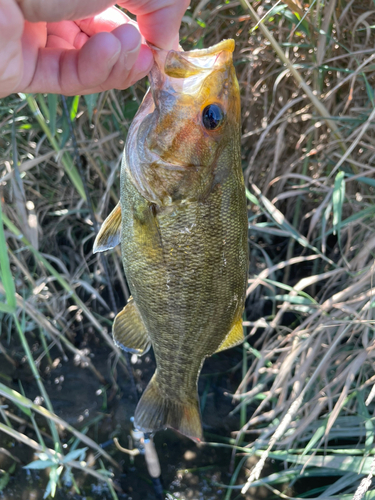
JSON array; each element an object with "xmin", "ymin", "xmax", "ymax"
[
  {"xmin": 121, "ymin": 146, "xmax": 247, "ymax": 427},
  {"xmin": 94, "ymin": 40, "xmax": 248, "ymax": 440}
]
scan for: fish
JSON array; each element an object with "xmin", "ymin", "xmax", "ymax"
[{"xmin": 93, "ymin": 39, "xmax": 248, "ymax": 441}]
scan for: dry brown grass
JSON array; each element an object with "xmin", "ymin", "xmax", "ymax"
[
  {"xmin": 1, "ymin": 1, "xmax": 375, "ymax": 498},
  {"xmin": 182, "ymin": 1, "xmax": 375, "ymax": 498}
]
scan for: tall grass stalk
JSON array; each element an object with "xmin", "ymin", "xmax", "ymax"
[
  {"xmin": 24, "ymin": 94, "xmax": 86, "ymax": 200},
  {"xmin": 0, "ymin": 382, "xmax": 119, "ymax": 468},
  {"xmin": 1, "ymin": 211, "xmax": 129, "ymax": 373},
  {"xmin": 239, "ymin": 0, "xmax": 351, "ymax": 153},
  {"xmin": 13, "ymin": 314, "xmax": 62, "ymax": 453}
]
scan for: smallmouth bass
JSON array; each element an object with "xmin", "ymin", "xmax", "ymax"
[{"xmin": 94, "ymin": 39, "xmax": 248, "ymax": 441}]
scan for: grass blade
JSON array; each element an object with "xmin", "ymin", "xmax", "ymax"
[{"xmin": 0, "ymin": 202, "xmax": 16, "ymax": 311}]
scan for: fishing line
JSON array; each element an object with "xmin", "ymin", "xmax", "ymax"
[{"xmin": 61, "ymin": 95, "xmax": 163, "ymax": 500}]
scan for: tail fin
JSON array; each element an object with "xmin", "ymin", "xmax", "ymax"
[{"xmin": 134, "ymin": 374, "xmax": 202, "ymax": 442}]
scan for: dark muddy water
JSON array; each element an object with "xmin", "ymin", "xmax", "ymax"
[{"xmin": 0, "ymin": 330, "xmax": 264, "ymax": 500}]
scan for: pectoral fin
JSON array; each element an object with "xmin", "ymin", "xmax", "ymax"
[
  {"xmin": 93, "ymin": 203, "xmax": 121, "ymax": 253},
  {"xmin": 215, "ymin": 317, "xmax": 244, "ymax": 353},
  {"xmin": 113, "ymin": 297, "xmax": 150, "ymax": 355}
]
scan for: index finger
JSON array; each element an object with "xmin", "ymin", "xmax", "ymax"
[{"xmin": 76, "ymin": 6, "xmax": 134, "ymax": 37}]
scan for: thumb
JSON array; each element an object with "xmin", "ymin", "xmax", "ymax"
[{"xmin": 15, "ymin": 0, "xmax": 116, "ymax": 22}]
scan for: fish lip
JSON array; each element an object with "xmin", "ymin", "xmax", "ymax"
[
  {"xmin": 183, "ymin": 39, "xmax": 235, "ymax": 57},
  {"xmin": 147, "ymin": 39, "xmax": 235, "ymax": 86},
  {"xmin": 146, "ymin": 39, "xmax": 235, "ymax": 56}
]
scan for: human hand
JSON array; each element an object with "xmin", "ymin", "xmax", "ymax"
[{"xmin": 0, "ymin": 0, "xmax": 189, "ymax": 98}]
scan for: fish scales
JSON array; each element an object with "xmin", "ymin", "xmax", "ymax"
[{"xmin": 94, "ymin": 39, "xmax": 248, "ymax": 440}]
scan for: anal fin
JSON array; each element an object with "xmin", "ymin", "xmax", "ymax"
[
  {"xmin": 93, "ymin": 202, "xmax": 121, "ymax": 253},
  {"xmin": 113, "ymin": 297, "xmax": 150, "ymax": 355},
  {"xmin": 215, "ymin": 317, "xmax": 244, "ymax": 353}
]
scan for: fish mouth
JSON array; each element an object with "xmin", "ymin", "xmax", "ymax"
[
  {"xmin": 148, "ymin": 39, "xmax": 235, "ymax": 94},
  {"xmin": 147, "ymin": 39, "xmax": 234, "ymax": 56},
  {"xmin": 176, "ymin": 38, "xmax": 235, "ymax": 59},
  {"xmin": 148, "ymin": 39, "xmax": 235, "ymax": 76}
]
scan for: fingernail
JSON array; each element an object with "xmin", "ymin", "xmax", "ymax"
[
  {"xmin": 107, "ymin": 39, "xmax": 121, "ymax": 70},
  {"xmin": 124, "ymin": 45, "xmax": 141, "ymax": 70},
  {"xmin": 110, "ymin": 24, "xmax": 142, "ymax": 71},
  {"xmin": 123, "ymin": 27, "xmax": 142, "ymax": 70},
  {"xmin": 125, "ymin": 47, "xmax": 153, "ymax": 85}
]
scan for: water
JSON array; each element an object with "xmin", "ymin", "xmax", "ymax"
[{"xmin": 0, "ymin": 335, "xmax": 259, "ymax": 499}]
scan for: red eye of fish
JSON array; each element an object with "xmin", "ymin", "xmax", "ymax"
[{"xmin": 202, "ymin": 104, "xmax": 224, "ymax": 130}]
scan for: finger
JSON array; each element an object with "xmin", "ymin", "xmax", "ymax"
[
  {"xmin": 14, "ymin": 20, "xmax": 47, "ymax": 95},
  {"xmin": 15, "ymin": 0, "xmax": 116, "ymax": 23},
  {"xmin": 104, "ymin": 24, "xmax": 152, "ymax": 88},
  {"xmin": 23, "ymin": 31, "xmax": 120, "ymax": 94},
  {"xmin": 121, "ymin": 43, "xmax": 153, "ymax": 88},
  {"xmin": 118, "ymin": 0, "xmax": 190, "ymax": 50},
  {"xmin": 66, "ymin": 44, "xmax": 153, "ymax": 94},
  {"xmin": 76, "ymin": 6, "xmax": 133, "ymax": 36},
  {"xmin": 47, "ymin": 20, "xmax": 89, "ymax": 49},
  {"xmin": 21, "ymin": 27, "xmax": 153, "ymax": 96},
  {"xmin": 93, "ymin": 43, "xmax": 153, "ymax": 93},
  {"xmin": 0, "ymin": 40, "xmax": 23, "ymax": 98},
  {"xmin": 0, "ymin": 0, "xmax": 24, "ymax": 97},
  {"xmin": 17, "ymin": 0, "xmax": 189, "ymax": 50},
  {"xmin": 47, "ymin": 21, "xmax": 81, "ymax": 46},
  {"xmin": 0, "ymin": 0, "xmax": 24, "ymax": 42},
  {"xmin": 47, "ymin": 8, "xmax": 132, "ymax": 50},
  {"xmin": 46, "ymin": 35, "xmax": 75, "ymax": 50},
  {"xmin": 74, "ymin": 32, "xmax": 89, "ymax": 50}
]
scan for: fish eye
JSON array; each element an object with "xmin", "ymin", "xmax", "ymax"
[{"xmin": 202, "ymin": 104, "xmax": 224, "ymax": 130}]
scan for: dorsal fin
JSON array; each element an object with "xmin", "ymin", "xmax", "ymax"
[{"xmin": 93, "ymin": 203, "xmax": 121, "ymax": 253}]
